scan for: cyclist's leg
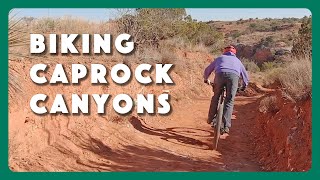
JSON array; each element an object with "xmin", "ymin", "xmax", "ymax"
[
  {"xmin": 208, "ymin": 73, "xmax": 224, "ymax": 124},
  {"xmin": 223, "ymin": 72, "xmax": 239, "ymax": 128}
]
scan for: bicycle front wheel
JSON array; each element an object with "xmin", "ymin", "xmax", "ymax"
[{"xmin": 213, "ymin": 100, "xmax": 224, "ymax": 150}]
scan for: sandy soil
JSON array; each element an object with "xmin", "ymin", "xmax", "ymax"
[{"xmin": 9, "ymin": 93, "xmax": 262, "ymax": 172}]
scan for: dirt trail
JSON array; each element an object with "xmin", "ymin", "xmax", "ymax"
[
  {"xmin": 121, "ymin": 96, "xmax": 262, "ymax": 172},
  {"xmin": 9, "ymin": 58, "xmax": 263, "ymax": 172},
  {"xmin": 10, "ymin": 93, "xmax": 262, "ymax": 172},
  {"xmin": 126, "ymin": 95, "xmax": 263, "ymax": 172}
]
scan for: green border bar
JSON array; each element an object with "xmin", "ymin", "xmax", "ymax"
[{"xmin": 1, "ymin": 0, "xmax": 318, "ymax": 178}]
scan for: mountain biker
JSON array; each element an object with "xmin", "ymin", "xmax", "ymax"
[{"xmin": 203, "ymin": 45, "xmax": 249, "ymax": 134}]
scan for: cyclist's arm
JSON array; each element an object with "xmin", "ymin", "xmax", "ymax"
[
  {"xmin": 203, "ymin": 60, "xmax": 216, "ymax": 80},
  {"xmin": 240, "ymin": 63, "xmax": 249, "ymax": 87}
]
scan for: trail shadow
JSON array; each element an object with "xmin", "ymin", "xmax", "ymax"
[
  {"xmin": 51, "ymin": 131, "xmax": 223, "ymax": 172},
  {"xmin": 216, "ymin": 96, "xmax": 262, "ymax": 171},
  {"xmin": 129, "ymin": 117, "xmax": 213, "ymax": 150}
]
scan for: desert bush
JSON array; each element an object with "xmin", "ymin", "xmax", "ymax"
[
  {"xmin": 281, "ymin": 17, "xmax": 299, "ymax": 24},
  {"xmin": 259, "ymin": 95, "xmax": 279, "ymax": 113},
  {"xmin": 115, "ymin": 8, "xmax": 223, "ymax": 49},
  {"xmin": 177, "ymin": 20, "xmax": 223, "ymax": 47},
  {"xmin": 136, "ymin": 44, "xmax": 178, "ymax": 65},
  {"xmin": 262, "ymin": 67, "xmax": 283, "ymax": 86},
  {"xmin": 292, "ymin": 16, "xmax": 311, "ymax": 58},
  {"xmin": 160, "ymin": 38, "xmax": 187, "ymax": 49},
  {"xmin": 159, "ymin": 47, "xmax": 178, "ymax": 64},
  {"xmin": 229, "ymin": 30, "xmax": 242, "ymax": 39},
  {"xmin": 249, "ymin": 23, "xmax": 257, "ymax": 28},
  {"xmin": 279, "ymin": 57, "xmax": 311, "ymax": 101},
  {"xmin": 257, "ymin": 36, "xmax": 274, "ymax": 47},
  {"xmin": 242, "ymin": 59, "xmax": 260, "ymax": 73},
  {"xmin": 249, "ymin": 23, "xmax": 273, "ymax": 32},
  {"xmin": 115, "ymin": 8, "xmax": 186, "ymax": 48},
  {"xmin": 136, "ymin": 47, "xmax": 163, "ymax": 64},
  {"xmin": 192, "ymin": 43, "xmax": 210, "ymax": 53},
  {"xmin": 261, "ymin": 61, "xmax": 281, "ymax": 71},
  {"xmin": 262, "ymin": 56, "xmax": 311, "ymax": 101},
  {"xmin": 32, "ymin": 17, "xmax": 56, "ymax": 33}
]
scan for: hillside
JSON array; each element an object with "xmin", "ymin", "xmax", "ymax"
[{"xmin": 208, "ymin": 17, "xmax": 304, "ymax": 48}]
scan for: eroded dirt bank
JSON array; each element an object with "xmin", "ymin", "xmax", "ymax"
[{"xmin": 252, "ymin": 91, "xmax": 311, "ymax": 171}]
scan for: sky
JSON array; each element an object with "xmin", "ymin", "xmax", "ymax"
[{"xmin": 13, "ymin": 8, "xmax": 311, "ymax": 22}]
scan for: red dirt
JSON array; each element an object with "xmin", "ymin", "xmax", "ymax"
[
  {"xmin": 9, "ymin": 94, "xmax": 262, "ymax": 172},
  {"xmin": 252, "ymin": 91, "xmax": 311, "ymax": 171},
  {"xmin": 8, "ymin": 54, "xmax": 311, "ymax": 172}
]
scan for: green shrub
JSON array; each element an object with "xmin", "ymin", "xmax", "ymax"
[
  {"xmin": 261, "ymin": 61, "xmax": 280, "ymax": 71},
  {"xmin": 257, "ymin": 36, "xmax": 274, "ymax": 47},
  {"xmin": 249, "ymin": 23, "xmax": 257, "ymax": 29},
  {"xmin": 115, "ymin": 8, "xmax": 223, "ymax": 48},
  {"xmin": 230, "ymin": 30, "xmax": 242, "ymax": 39},
  {"xmin": 249, "ymin": 23, "xmax": 273, "ymax": 32},
  {"xmin": 242, "ymin": 59, "xmax": 260, "ymax": 73},
  {"xmin": 116, "ymin": 8, "xmax": 186, "ymax": 47},
  {"xmin": 177, "ymin": 21, "xmax": 223, "ymax": 47}
]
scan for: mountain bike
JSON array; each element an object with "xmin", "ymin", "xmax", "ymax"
[
  {"xmin": 212, "ymin": 84, "xmax": 225, "ymax": 150},
  {"xmin": 209, "ymin": 82, "xmax": 244, "ymax": 150}
]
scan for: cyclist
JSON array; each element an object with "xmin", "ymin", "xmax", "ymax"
[{"xmin": 203, "ymin": 45, "xmax": 249, "ymax": 134}]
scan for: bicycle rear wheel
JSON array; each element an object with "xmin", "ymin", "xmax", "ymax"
[{"xmin": 213, "ymin": 100, "xmax": 224, "ymax": 150}]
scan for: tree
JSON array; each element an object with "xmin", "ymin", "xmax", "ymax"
[{"xmin": 116, "ymin": 8, "xmax": 186, "ymax": 47}]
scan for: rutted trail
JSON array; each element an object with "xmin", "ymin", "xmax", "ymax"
[
  {"xmin": 9, "ymin": 56, "xmax": 264, "ymax": 172},
  {"xmin": 10, "ymin": 93, "xmax": 262, "ymax": 171}
]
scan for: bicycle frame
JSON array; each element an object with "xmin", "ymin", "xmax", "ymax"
[{"xmin": 213, "ymin": 86, "xmax": 225, "ymax": 150}]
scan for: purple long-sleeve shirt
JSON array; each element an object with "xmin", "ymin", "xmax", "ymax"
[{"xmin": 204, "ymin": 52, "xmax": 249, "ymax": 86}]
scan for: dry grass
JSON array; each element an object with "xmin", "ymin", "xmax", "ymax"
[
  {"xmin": 160, "ymin": 38, "xmax": 210, "ymax": 54},
  {"xmin": 9, "ymin": 11, "xmax": 29, "ymax": 57},
  {"xmin": 136, "ymin": 46, "xmax": 179, "ymax": 65},
  {"xmin": 260, "ymin": 56, "xmax": 311, "ymax": 101},
  {"xmin": 279, "ymin": 56, "xmax": 311, "ymax": 101},
  {"xmin": 31, "ymin": 16, "xmax": 113, "ymax": 34},
  {"xmin": 259, "ymin": 95, "xmax": 279, "ymax": 113},
  {"xmin": 242, "ymin": 58, "xmax": 260, "ymax": 73},
  {"xmin": 136, "ymin": 48, "xmax": 163, "ymax": 64},
  {"xmin": 9, "ymin": 10, "xmax": 28, "ymax": 99},
  {"xmin": 262, "ymin": 67, "xmax": 283, "ymax": 86}
]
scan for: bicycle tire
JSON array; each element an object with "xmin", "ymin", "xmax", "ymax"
[{"xmin": 213, "ymin": 99, "xmax": 224, "ymax": 150}]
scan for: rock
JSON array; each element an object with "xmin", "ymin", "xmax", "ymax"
[
  {"xmin": 253, "ymin": 48, "xmax": 274, "ymax": 66},
  {"xmin": 275, "ymin": 41, "xmax": 287, "ymax": 47},
  {"xmin": 275, "ymin": 49, "xmax": 291, "ymax": 56},
  {"xmin": 274, "ymin": 49, "xmax": 291, "ymax": 61},
  {"xmin": 278, "ymin": 149, "xmax": 284, "ymax": 155},
  {"xmin": 235, "ymin": 44, "xmax": 255, "ymax": 59},
  {"xmin": 291, "ymin": 127, "xmax": 298, "ymax": 131},
  {"xmin": 235, "ymin": 44, "xmax": 274, "ymax": 66}
]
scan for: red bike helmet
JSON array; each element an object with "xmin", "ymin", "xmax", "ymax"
[{"xmin": 223, "ymin": 45, "xmax": 237, "ymax": 54}]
